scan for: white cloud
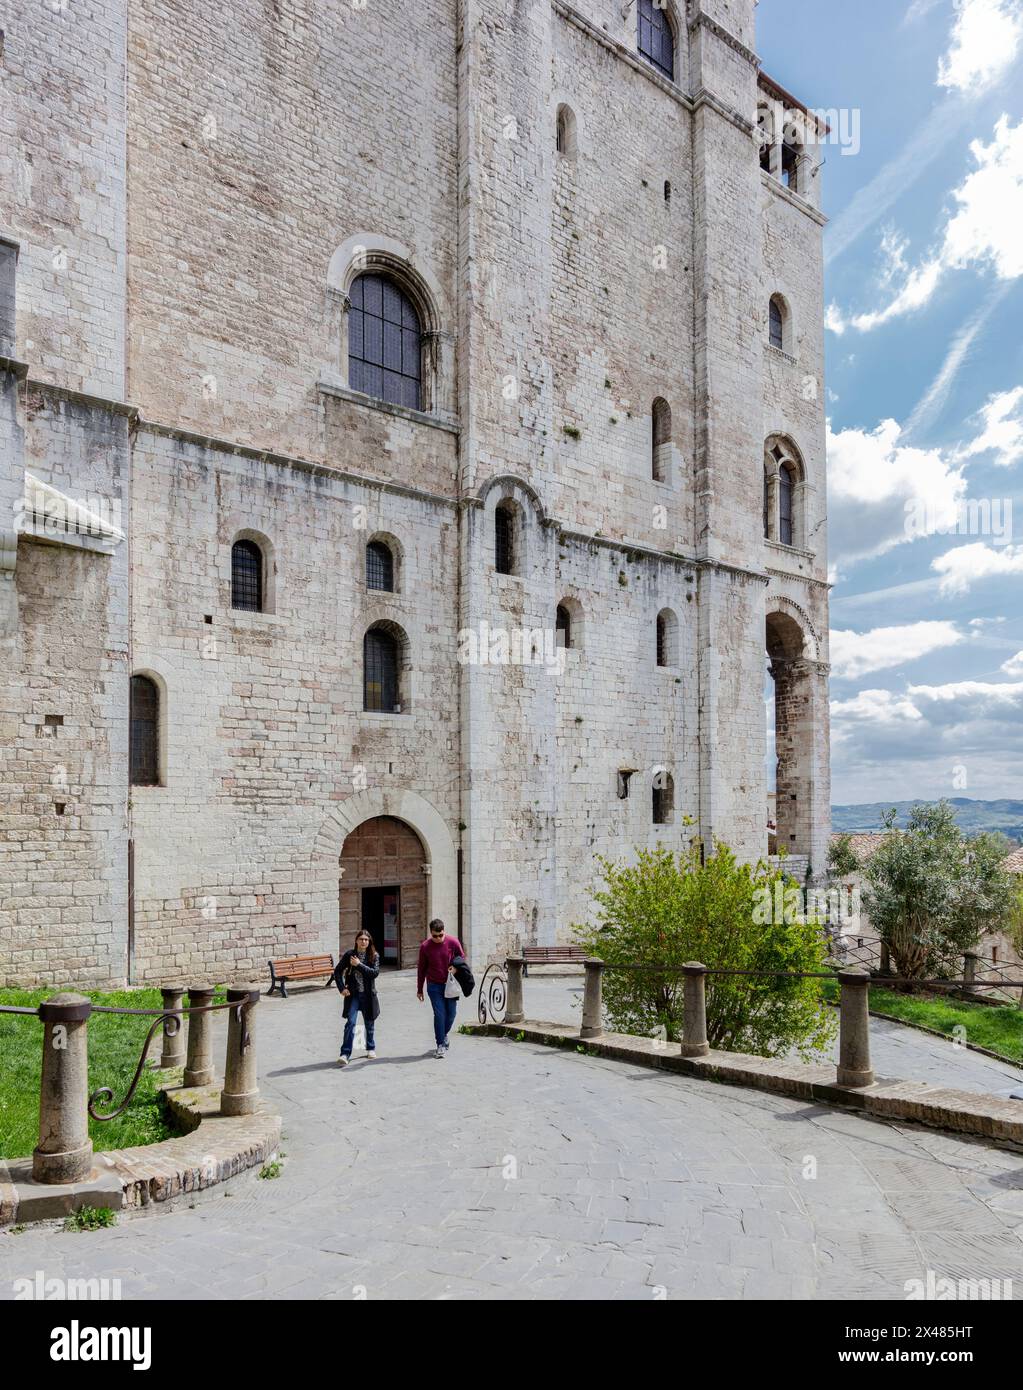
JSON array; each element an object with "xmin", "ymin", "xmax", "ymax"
[
  {"xmin": 830, "ymin": 622, "xmax": 965, "ymax": 679},
  {"xmin": 827, "ymin": 417, "xmax": 967, "ymax": 570},
  {"xmin": 958, "ymin": 384, "xmax": 1023, "ymax": 466},
  {"xmin": 1001, "ymin": 649, "xmax": 1023, "ymax": 673},
  {"xmin": 830, "ymin": 115, "xmax": 1023, "ymax": 333},
  {"xmin": 830, "ymin": 688, "xmax": 925, "ymax": 731},
  {"xmin": 932, "ymin": 540, "xmax": 1023, "ymax": 593},
  {"xmin": 937, "ymin": 0, "xmax": 1023, "ymax": 93}
]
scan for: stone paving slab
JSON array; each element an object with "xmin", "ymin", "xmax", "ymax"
[{"xmin": 0, "ymin": 972, "xmax": 1021, "ymax": 1300}]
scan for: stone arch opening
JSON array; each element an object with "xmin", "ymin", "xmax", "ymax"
[
  {"xmin": 339, "ymin": 816, "xmax": 429, "ymax": 969},
  {"xmin": 766, "ymin": 610, "xmax": 812, "ymax": 862}
]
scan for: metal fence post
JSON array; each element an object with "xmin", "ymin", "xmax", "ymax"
[
  {"xmin": 33, "ymin": 993, "xmax": 93, "ymax": 1184},
  {"xmin": 680, "ymin": 962, "xmax": 710, "ymax": 1057}
]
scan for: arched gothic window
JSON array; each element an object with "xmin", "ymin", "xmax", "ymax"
[
  {"xmin": 349, "ymin": 273, "xmax": 422, "ymax": 411},
  {"xmin": 366, "ymin": 540, "xmax": 395, "ymax": 592},
  {"xmin": 231, "ymin": 539, "xmax": 263, "ymax": 612},
  {"xmin": 638, "ymin": 0, "xmax": 675, "ymax": 80},
  {"xmin": 130, "ymin": 675, "xmax": 160, "ymax": 787}
]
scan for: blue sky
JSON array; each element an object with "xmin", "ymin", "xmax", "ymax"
[{"xmin": 758, "ymin": 0, "xmax": 1023, "ymax": 805}]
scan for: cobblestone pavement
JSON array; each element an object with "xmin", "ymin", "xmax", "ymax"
[{"xmin": 1, "ymin": 971, "xmax": 1022, "ymax": 1301}]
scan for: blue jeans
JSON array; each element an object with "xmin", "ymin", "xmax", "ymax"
[
  {"xmin": 340, "ymin": 992, "xmax": 375, "ymax": 1058},
  {"xmin": 426, "ymin": 980, "xmax": 457, "ymax": 1048}
]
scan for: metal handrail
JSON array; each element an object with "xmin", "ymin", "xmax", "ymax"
[{"xmin": 589, "ymin": 962, "xmax": 1023, "ymax": 987}]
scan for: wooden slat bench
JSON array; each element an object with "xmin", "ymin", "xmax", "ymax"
[
  {"xmin": 522, "ymin": 946, "xmax": 587, "ymax": 977},
  {"xmin": 267, "ymin": 953, "xmax": 335, "ymax": 999}
]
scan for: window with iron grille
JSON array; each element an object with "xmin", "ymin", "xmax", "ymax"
[
  {"xmin": 638, "ymin": 0, "xmax": 674, "ymax": 80},
  {"xmin": 495, "ymin": 503, "xmax": 515, "ymax": 575},
  {"xmin": 366, "ymin": 540, "xmax": 394, "ymax": 592},
  {"xmin": 656, "ymin": 613, "xmax": 668, "ymax": 667},
  {"xmin": 556, "ymin": 604, "xmax": 571, "ymax": 649},
  {"xmin": 130, "ymin": 675, "xmax": 160, "ymax": 786},
  {"xmin": 769, "ymin": 298, "xmax": 784, "ymax": 350},
  {"xmin": 779, "ymin": 464, "xmax": 794, "ymax": 546},
  {"xmin": 231, "ymin": 539, "xmax": 263, "ymax": 611},
  {"xmin": 652, "ymin": 772, "xmax": 674, "ymax": 825},
  {"xmin": 349, "ymin": 273, "xmax": 422, "ymax": 411},
  {"xmin": 364, "ymin": 627, "xmax": 400, "ymax": 712}
]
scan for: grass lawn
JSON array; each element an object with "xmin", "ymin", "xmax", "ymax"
[
  {"xmin": 0, "ymin": 988, "xmax": 188, "ymax": 1161},
  {"xmin": 822, "ymin": 978, "xmax": 1023, "ymax": 1064}
]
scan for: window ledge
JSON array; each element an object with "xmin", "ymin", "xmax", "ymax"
[
  {"xmin": 760, "ymin": 171, "xmax": 827, "ymax": 226},
  {"xmin": 317, "ymin": 379, "xmax": 460, "ymax": 435},
  {"xmin": 227, "ymin": 610, "xmax": 286, "ymax": 627},
  {"xmin": 764, "ymin": 538, "xmax": 814, "ymax": 562},
  {"xmin": 360, "ymin": 710, "xmax": 411, "ymax": 726},
  {"xmin": 766, "ymin": 344, "xmax": 797, "ymax": 366}
]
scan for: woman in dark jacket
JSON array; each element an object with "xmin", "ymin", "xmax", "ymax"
[{"xmin": 334, "ymin": 929, "xmax": 380, "ymax": 1066}]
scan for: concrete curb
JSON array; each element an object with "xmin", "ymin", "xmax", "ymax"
[
  {"xmin": 466, "ymin": 1020, "xmax": 1023, "ymax": 1149},
  {"xmin": 0, "ymin": 1081, "xmax": 281, "ymax": 1227}
]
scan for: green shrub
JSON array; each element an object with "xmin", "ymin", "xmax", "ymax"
[{"xmin": 572, "ymin": 843, "xmax": 836, "ymax": 1059}]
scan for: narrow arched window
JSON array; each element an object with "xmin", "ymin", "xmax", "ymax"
[
  {"xmin": 663, "ymin": 180, "xmax": 671, "ymax": 205},
  {"xmin": 130, "ymin": 675, "xmax": 160, "ymax": 787},
  {"xmin": 652, "ymin": 397, "xmax": 671, "ymax": 482},
  {"xmin": 556, "ymin": 104, "xmax": 577, "ymax": 159},
  {"xmin": 763, "ymin": 467, "xmax": 771, "ymax": 539},
  {"xmin": 653, "ymin": 770, "xmax": 674, "ymax": 825},
  {"xmin": 364, "ymin": 627, "xmax": 400, "ymax": 712},
  {"xmin": 231, "ymin": 539, "xmax": 263, "ymax": 612},
  {"xmin": 366, "ymin": 540, "xmax": 394, "ymax": 592},
  {"xmin": 757, "ymin": 106, "xmax": 773, "ymax": 173},
  {"xmin": 349, "ymin": 273, "xmax": 422, "ymax": 411},
  {"xmin": 638, "ymin": 0, "xmax": 674, "ymax": 80},
  {"xmin": 779, "ymin": 464, "xmax": 794, "ymax": 546},
  {"xmin": 495, "ymin": 501, "xmax": 516, "ymax": 575},
  {"xmin": 656, "ymin": 609, "xmax": 677, "ymax": 667},
  {"xmin": 769, "ymin": 297, "xmax": 785, "ymax": 351},
  {"xmin": 556, "ymin": 604, "xmax": 571, "ymax": 649},
  {"xmin": 782, "ymin": 137, "xmax": 801, "ymax": 192}
]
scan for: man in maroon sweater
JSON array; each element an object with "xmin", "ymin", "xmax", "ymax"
[{"xmin": 417, "ymin": 918, "xmax": 466, "ymax": 1058}]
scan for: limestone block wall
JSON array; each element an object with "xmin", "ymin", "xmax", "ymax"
[
  {"xmin": 128, "ymin": 427, "xmax": 461, "ymax": 982},
  {"xmin": 0, "ymin": 393, "xmax": 130, "ymax": 987},
  {"xmin": 0, "ymin": 0, "xmax": 127, "ymax": 397}
]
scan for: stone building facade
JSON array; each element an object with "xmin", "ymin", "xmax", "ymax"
[{"xmin": 0, "ymin": 0, "xmax": 830, "ymax": 987}]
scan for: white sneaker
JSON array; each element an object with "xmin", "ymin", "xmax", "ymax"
[
  {"xmin": 366, "ymin": 1050, "xmax": 376, "ymax": 1059},
  {"xmin": 338, "ymin": 1056, "xmax": 349, "ymax": 1067},
  {"xmin": 434, "ymin": 1047, "xmax": 445, "ymax": 1059}
]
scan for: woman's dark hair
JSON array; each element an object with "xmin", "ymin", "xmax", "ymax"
[{"xmin": 353, "ymin": 929, "xmax": 378, "ymax": 966}]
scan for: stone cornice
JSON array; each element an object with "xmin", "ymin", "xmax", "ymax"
[
  {"xmin": 552, "ymin": 1, "xmax": 692, "ymax": 112},
  {"xmin": 688, "ymin": 11, "xmax": 759, "ymax": 68},
  {"xmin": 22, "ymin": 377, "xmax": 139, "ymax": 419},
  {"xmin": 766, "ymin": 565, "xmax": 830, "ymax": 591}
]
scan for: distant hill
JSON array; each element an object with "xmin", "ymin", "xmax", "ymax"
[{"xmin": 832, "ymin": 798, "xmax": 1023, "ymax": 844}]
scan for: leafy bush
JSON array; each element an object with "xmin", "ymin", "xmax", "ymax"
[
  {"xmin": 863, "ymin": 803, "xmax": 1016, "ymax": 984},
  {"xmin": 572, "ymin": 843, "xmax": 836, "ymax": 1059}
]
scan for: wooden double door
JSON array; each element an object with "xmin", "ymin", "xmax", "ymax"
[{"xmin": 339, "ymin": 816, "xmax": 427, "ymax": 969}]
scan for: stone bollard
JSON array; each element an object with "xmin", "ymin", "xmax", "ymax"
[
  {"xmin": 579, "ymin": 959, "xmax": 604, "ymax": 1039},
  {"xmin": 836, "ymin": 969, "xmax": 874, "ymax": 1088},
  {"xmin": 159, "ymin": 986, "xmax": 186, "ymax": 1069},
  {"xmin": 680, "ymin": 962, "xmax": 710, "ymax": 1058},
  {"xmin": 963, "ymin": 952, "xmax": 979, "ymax": 995},
  {"xmin": 33, "ymin": 993, "xmax": 94, "ymax": 1185},
  {"xmin": 183, "ymin": 986, "xmax": 216, "ymax": 1087},
  {"xmin": 220, "ymin": 987, "xmax": 261, "ymax": 1116},
  {"xmin": 505, "ymin": 958, "xmax": 525, "ymax": 1025}
]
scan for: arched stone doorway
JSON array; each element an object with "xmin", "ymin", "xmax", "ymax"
[{"xmin": 339, "ymin": 816, "xmax": 429, "ymax": 968}]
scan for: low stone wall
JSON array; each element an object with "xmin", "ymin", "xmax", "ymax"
[
  {"xmin": 467, "ymin": 1020, "xmax": 1023, "ymax": 1149},
  {"xmin": 0, "ymin": 1082, "xmax": 280, "ymax": 1226}
]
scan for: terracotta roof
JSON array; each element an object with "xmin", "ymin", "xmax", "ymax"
[
  {"xmin": 1004, "ymin": 846, "xmax": 1023, "ymax": 874},
  {"xmin": 832, "ymin": 832, "xmax": 1023, "ymax": 873},
  {"xmin": 830, "ymin": 832, "xmax": 889, "ymax": 864}
]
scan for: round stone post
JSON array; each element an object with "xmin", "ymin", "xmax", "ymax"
[
  {"xmin": 505, "ymin": 958, "xmax": 524, "ymax": 1025},
  {"xmin": 159, "ymin": 985, "xmax": 186, "ymax": 1069},
  {"xmin": 183, "ymin": 986, "xmax": 216, "ymax": 1087},
  {"xmin": 579, "ymin": 959, "xmax": 604, "ymax": 1039},
  {"xmin": 680, "ymin": 962, "xmax": 710, "ymax": 1057},
  {"xmin": 220, "ymin": 987, "xmax": 260, "ymax": 1116},
  {"xmin": 837, "ymin": 969, "xmax": 874, "ymax": 1087},
  {"xmin": 33, "ymin": 993, "xmax": 94, "ymax": 1185},
  {"xmin": 963, "ymin": 952, "xmax": 978, "ymax": 995}
]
